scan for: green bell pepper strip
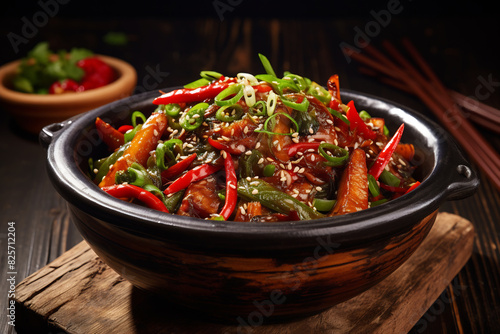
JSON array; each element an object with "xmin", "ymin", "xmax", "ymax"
[
  {"xmin": 163, "ymin": 163, "xmax": 222, "ymax": 196},
  {"xmin": 368, "ymin": 123, "xmax": 405, "ymax": 180},
  {"xmin": 215, "ymin": 104, "xmax": 244, "ymax": 122},
  {"xmin": 93, "ymin": 142, "xmax": 130, "ymax": 184},
  {"xmin": 115, "ymin": 162, "xmax": 154, "ymax": 187},
  {"xmin": 367, "ymin": 173, "xmax": 381, "ymax": 197},
  {"xmin": 237, "ymin": 178, "xmax": 324, "ymax": 220},
  {"xmin": 102, "ymin": 184, "xmax": 169, "ymax": 212},
  {"xmin": 379, "ymin": 169, "xmax": 401, "ymax": 187}
]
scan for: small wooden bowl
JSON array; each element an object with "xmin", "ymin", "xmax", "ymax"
[{"xmin": 0, "ymin": 55, "xmax": 137, "ymax": 134}]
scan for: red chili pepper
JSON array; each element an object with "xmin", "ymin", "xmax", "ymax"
[
  {"xmin": 77, "ymin": 57, "xmax": 115, "ymax": 91},
  {"xmin": 49, "ymin": 79, "xmax": 79, "ymax": 94},
  {"xmin": 287, "ymin": 142, "xmax": 321, "ymax": 156},
  {"xmin": 327, "ymin": 74, "xmax": 341, "ymax": 110},
  {"xmin": 379, "ymin": 183, "xmax": 408, "ymax": 193},
  {"xmin": 207, "ymin": 137, "xmax": 245, "ymax": 155},
  {"xmin": 163, "ymin": 163, "xmax": 222, "ymax": 196},
  {"xmin": 95, "ymin": 117, "xmax": 124, "ymax": 151},
  {"xmin": 161, "ymin": 153, "xmax": 197, "ymax": 182},
  {"xmin": 368, "ymin": 123, "xmax": 405, "ymax": 180},
  {"xmin": 405, "ymin": 181, "xmax": 421, "ymax": 194},
  {"xmin": 254, "ymin": 83, "xmax": 273, "ymax": 93},
  {"xmin": 102, "ymin": 184, "xmax": 169, "ymax": 212},
  {"xmin": 346, "ymin": 100, "xmax": 377, "ymax": 140},
  {"xmin": 117, "ymin": 125, "xmax": 134, "ymax": 134},
  {"xmin": 219, "ymin": 151, "xmax": 238, "ymax": 220},
  {"xmin": 153, "ymin": 78, "xmax": 237, "ymax": 105}
]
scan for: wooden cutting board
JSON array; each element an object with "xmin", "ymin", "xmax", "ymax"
[{"xmin": 14, "ymin": 212, "xmax": 474, "ymax": 334}]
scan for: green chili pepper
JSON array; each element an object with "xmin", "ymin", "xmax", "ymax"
[
  {"xmin": 318, "ymin": 143, "xmax": 349, "ymax": 167},
  {"xmin": 115, "ymin": 162, "xmax": 154, "ymax": 187},
  {"xmin": 358, "ymin": 110, "xmax": 371, "ymax": 120},
  {"xmin": 163, "ymin": 103, "xmax": 181, "ymax": 117},
  {"xmin": 238, "ymin": 149, "xmax": 264, "ymax": 178},
  {"xmin": 283, "ymin": 72, "xmax": 308, "ymax": 91},
  {"xmin": 379, "ymin": 170, "xmax": 401, "ymax": 187},
  {"xmin": 124, "ymin": 124, "xmax": 142, "ymax": 143},
  {"xmin": 370, "ymin": 198, "xmax": 388, "ymax": 207},
  {"xmin": 306, "ymin": 82, "xmax": 332, "ymax": 104},
  {"xmin": 184, "ymin": 78, "xmax": 211, "ymax": 89},
  {"xmin": 313, "ymin": 198, "xmax": 336, "ymax": 212},
  {"xmin": 214, "ymin": 84, "xmax": 244, "ymax": 107},
  {"xmin": 93, "ymin": 142, "xmax": 130, "ymax": 183},
  {"xmin": 156, "ymin": 139, "xmax": 183, "ymax": 171},
  {"xmin": 200, "ymin": 71, "xmax": 223, "ymax": 81},
  {"xmin": 263, "ymin": 164, "xmax": 276, "ymax": 177},
  {"xmin": 131, "ymin": 111, "xmax": 146, "ymax": 127},
  {"xmin": 367, "ymin": 173, "xmax": 380, "ymax": 197},
  {"xmin": 327, "ymin": 108, "xmax": 350, "ymax": 126},
  {"xmin": 216, "ymin": 104, "xmax": 244, "ymax": 122},
  {"xmin": 179, "ymin": 102, "xmax": 207, "ymax": 131},
  {"xmin": 237, "ymin": 178, "xmax": 324, "ymax": 220},
  {"xmin": 163, "ymin": 189, "xmax": 185, "ymax": 213},
  {"xmin": 255, "ymin": 112, "xmax": 299, "ymax": 136},
  {"xmin": 249, "ymin": 100, "xmax": 267, "ymax": 116},
  {"xmin": 280, "ymin": 94, "xmax": 310, "ymax": 112}
]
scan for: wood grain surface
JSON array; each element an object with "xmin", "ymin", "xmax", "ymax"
[
  {"xmin": 13, "ymin": 212, "xmax": 474, "ymax": 334},
  {"xmin": 1, "ymin": 13, "xmax": 500, "ymax": 334}
]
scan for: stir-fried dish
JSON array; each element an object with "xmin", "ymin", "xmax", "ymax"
[{"xmin": 89, "ymin": 54, "xmax": 420, "ymax": 222}]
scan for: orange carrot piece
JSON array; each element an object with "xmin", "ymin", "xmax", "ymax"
[
  {"xmin": 99, "ymin": 112, "xmax": 168, "ymax": 188},
  {"xmin": 395, "ymin": 143, "xmax": 415, "ymax": 161},
  {"xmin": 329, "ymin": 148, "xmax": 368, "ymax": 216}
]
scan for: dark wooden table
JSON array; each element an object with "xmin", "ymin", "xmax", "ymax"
[{"xmin": 1, "ymin": 7, "xmax": 499, "ymax": 333}]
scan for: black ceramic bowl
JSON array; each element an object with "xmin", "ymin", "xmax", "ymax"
[{"xmin": 40, "ymin": 89, "xmax": 478, "ymax": 321}]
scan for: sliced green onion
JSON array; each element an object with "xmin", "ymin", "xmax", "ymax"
[
  {"xmin": 237, "ymin": 72, "xmax": 259, "ymax": 85},
  {"xmin": 380, "ymin": 170, "xmax": 401, "ymax": 187},
  {"xmin": 258, "ymin": 53, "xmax": 277, "ymax": 77},
  {"xmin": 313, "ymin": 198, "xmax": 336, "ymax": 212},
  {"xmin": 370, "ymin": 198, "xmax": 388, "ymax": 207},
  {"xmin": 255, "ymin": 112, "xmax": 298, "ymax": 136},
  {"xmin": 266, "ymin": 90, "xmax": 278, "ymax": 116},
  {"xmin": 200, "ymin": 70, "xmax": 223, "ymax": 81},
  {"xmin": 283, "ymin": 73, "xmax": 308, "ymax": 91},
  {"xmin": 215, "ymin": 104, "xmax": 243, "ymax": 122},
  {"xmin": 243, "ymin": 85, "xmax": 256, "ymax": 107},
  {"xmin": 367, "ymin": 173, "xmax": 380, "ymax": 197},
  {"xmin": 263, "ymin": 164, "xmax": 276, "ymax": 177},
  {"xmin": 318, "ymin": 143, "xmax": 349, "ymax": 167},
  {"xmin": 164, "ymin": 103, "xmax": 181, "ymax": 117},
  {"xmin": 156, "ymin": 139, "xmax": 183, "ymax": 171},
  {"xmin": 306, "ymin": 82, "xmax": 331, "ymax": 104},
  {"xmin": 214, "ymin": 84, "xmax": 244, "ymax": 107},
  {"xmin": 327, "ymin": 107, "xmax": 350, "ymax": 126},
  {"xmin": 250, "ymin": 100, "xmax": 267, "ymax": 116},
  {"xmin": 184, "ymin": 77, "xmax": 210, "ymax": 89},
  {"xmin": 281, "ymin": 94, "xmax": 310, "ymax": 112},
  {"xmin": 131, "ymin": 111, "xmax": 146, "ymax": 127},
  {"xmin": 359, "ymin": 110, "xmax": 371, "ymax": 120},
  {"xmin": 179, "ymin": 102, "xmax": 207, "ymax": 131}
]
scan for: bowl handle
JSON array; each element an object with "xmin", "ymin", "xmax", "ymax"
[
  {"xmin": 445, "ymin": 155, "xmax": 480, "ymax": 201},
  {"xmin": 39, "ymin": 114, "xmax": 83, "ymax": 149}
]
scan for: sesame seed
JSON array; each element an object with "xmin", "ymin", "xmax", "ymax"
[
  {"xmin": 229, "ymin": 183, "xmax": 237, "ymax": 190},
  {"xmin": 292, "ymin": 137, "xmax": 300, "ymax": 143},
  {"xmin": 154, "ymin": 129, "xmax": 159, "ymax": 136},
  {"xmin": 309, "ymin": 128, "xmax": 314, "ymax": 134},
  {"xmin": 316, "ymin": 186, "xmax": 322, "ymax": 191},
  {"xmin": 245, "ymin": 150, "xmax": 253, "ymax": 156},
  {"xmin": 247, "ymin": 177, "xmax": 252, "ymax": 181},
  {"xmin": 221, "ymin": 150, "xmax": 227, "ymax": 159},
  {"xmin": 293, "ymin": 166, "xmax": 299, "ymax": 173},
  {"xmin": 192, "ymin": 114, "xmax": 200, "ymax": 118},
  {"xmin": 326, "ymin": 119, "xmax": 333, "ymax": 125},
  {"xmin": 252, "ymin": 189, "xmax": 259, "ymax": 195},
  {"xmin": 255, "ymin": 142, "xmax": 261, "ymax": 149},
  {"xmin": 244, "ymin": 126, "xmax": 249, "ymax": 134},
  {"xmin": 221, "ymin": 136, "xmax": 231, "ymax": 141},
  {"xmin": 93, "ymin": 168, "xmax": 99, "ymax": 174},
  {"xmin": 258, "ymin": 158, "xmax": 264, "ymax": 164},
  {"xmin": 240, "ymin": 207, "xmax": 246, "ymax": 214},
  {"xmin": 311, "ymin": 155, "xmax": 316, "ymax": 161},
  {"xmin": 298, "ymin": 168, "xmax": 305, "ymax": 173},
  {"xmin": 292, "ymin": 132, "xmax": 299, "ymax": 138}
]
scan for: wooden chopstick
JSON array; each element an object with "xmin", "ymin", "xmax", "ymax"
[{"xmin": 349, "ymin": 40, "xmax": 500, "ymax": 192}]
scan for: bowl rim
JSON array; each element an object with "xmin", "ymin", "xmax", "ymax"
[
  {"xmin": 44, "ymin": 88, "xmax": 479, "ymax": 250},
  {"xmin": 0, "ymin": 55, "xmax": 137, "ymax": 105}
]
